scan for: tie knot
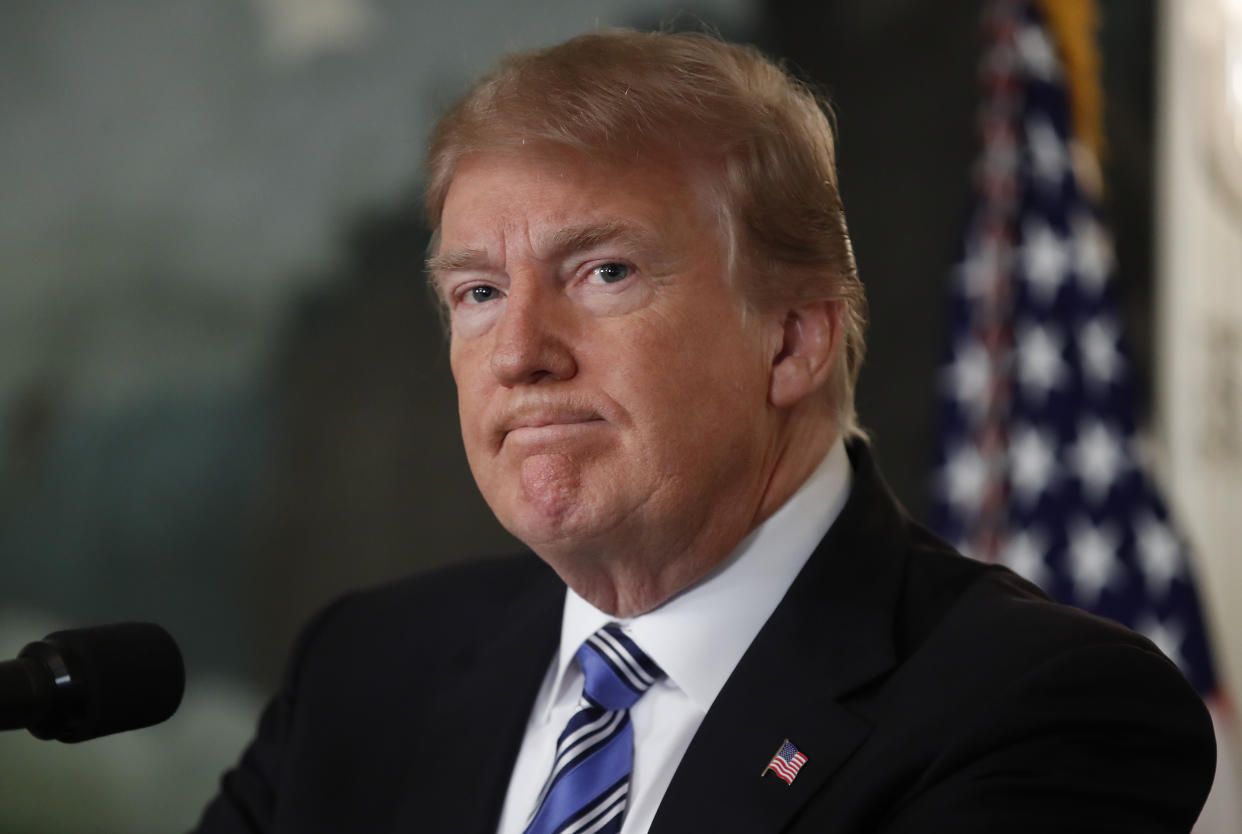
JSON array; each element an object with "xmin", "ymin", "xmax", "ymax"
[{"xmin": 575, "ymin": 624, "xmax": 665, "ymax": 711}]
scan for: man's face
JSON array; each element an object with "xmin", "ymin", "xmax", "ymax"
[{"xmin": 434, "ymin": 150, "xmax": 781, "ymax": 572}]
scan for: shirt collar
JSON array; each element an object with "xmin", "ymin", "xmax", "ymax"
[{"xmin": 547, "ymin": 437, "xmax": 852, "ymax": 718}]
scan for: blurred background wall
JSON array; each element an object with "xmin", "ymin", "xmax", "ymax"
[{"xmin": 0, "ymin": 0, "xmax": 1234, "ymax": 831}]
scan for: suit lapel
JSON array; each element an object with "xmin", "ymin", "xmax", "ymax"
[
  {"xmin": 650, "ymin": 441, "xmax": 912, "ymax": 834},
  {"xmin": 395, "ymin": 558, "xmax": 564, "ymax": 833}
]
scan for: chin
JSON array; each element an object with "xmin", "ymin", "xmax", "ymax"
[
  {"xmin": 500, "ymin": 492, "xmax": 631, "ymax": 563},
  {"xmin": 502, "ymin": 503, "xmax": 596, "ymax": 550}
]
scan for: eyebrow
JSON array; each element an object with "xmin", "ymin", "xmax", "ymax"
[
  {"xmin": 426, "ymin": 247, "xmax": 488, "ymax": 275},
  {"xmin": 426, "ymin": 220, "xmax": 656, "ymax": 281},
  {"xmin": 544, "ymin": 221, "xmax": 651, "ymax": 257}
]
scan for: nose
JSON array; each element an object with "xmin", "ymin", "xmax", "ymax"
[{"xmin": 489, "ymin": 282, "xmax": 578, "ymax": 386}]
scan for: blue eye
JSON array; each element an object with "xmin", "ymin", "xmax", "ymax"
[
  {"xmin": 591, "ymin": 263, "xmax": 630, "ymax": 284},
  {"xmin": 469, "ymin": 285, "xmax": 500, "ymax": 303}
]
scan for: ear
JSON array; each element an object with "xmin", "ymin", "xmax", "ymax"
[{"xmin": 769, "ymin": 299, "xmax": 843, "ymax": 409}]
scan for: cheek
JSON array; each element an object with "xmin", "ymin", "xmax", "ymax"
[
  {"xmin": 450, "ymin": 350, "xmax": 490, "ymax": 441},
  {"xmin": 621, "ymin": 334, "xmax": 770, "ymax": 442},
  {"xmin": 669, "ymin": 310, "xmax": 770, "ymax": 392}
]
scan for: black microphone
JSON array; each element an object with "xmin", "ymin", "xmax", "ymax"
[{"xmin": 0, "ymin": 622, "xmax": 184, "ymax": 742}]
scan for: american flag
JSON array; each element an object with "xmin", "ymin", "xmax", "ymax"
[
  {"xmin": 765, "ymin": 739, "xmax": 808, "ymax": 785},
  {"xmin": 928, "ymin": 0, "xmax": 1217, "ymax": 696}
]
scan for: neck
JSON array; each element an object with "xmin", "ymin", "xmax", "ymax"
[{"xmin": 550, "ymin": 409, "xmax": 839, "ymax": 617}]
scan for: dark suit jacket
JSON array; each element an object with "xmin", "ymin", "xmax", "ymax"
[{"xmin": 193, "ymin": 442, "xmax": 1215, "ymax": 833}]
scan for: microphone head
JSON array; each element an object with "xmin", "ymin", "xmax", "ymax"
[{"xmin": 20, "ymin": 622, "xmax": 185, "ymax": 743}]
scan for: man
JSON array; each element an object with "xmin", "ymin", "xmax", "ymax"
[{"xmin": 194, "ymin": 29, "xmax": 1215, "ymax": 833}]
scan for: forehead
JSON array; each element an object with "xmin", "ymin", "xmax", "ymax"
[{"xmin": 435, "ymin": 149, "xmax": 722, "ymax": 258}]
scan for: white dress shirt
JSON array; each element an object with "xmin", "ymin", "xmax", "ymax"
[{"xmin": 495, "ymin": 438, "xmax": 852, "ymax": 834}]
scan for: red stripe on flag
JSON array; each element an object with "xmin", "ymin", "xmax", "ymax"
[{"xmin": 766, "ymin": 752, "xmax": 808, "ymax": 784}]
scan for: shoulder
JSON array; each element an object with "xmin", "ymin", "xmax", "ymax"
[
  {"xmin": 879, "ymin": 516, "xmax": 1214, "ymax": 759},
  {"xmin": 858, "ymin": 525, "xmax": 1216, "ymax": 831},
  {"xmin": 831, "ymin": 441, "xmax": 1140, "ymax": 671},
  {"xmin": 190, "ymin": 555, "xmax": 565, "ymax": 832},
  {"xmin": 894, "ymin": 520, "xmax": 1188, "ymax": 691},
  {"xmin": 286, "ymin": 553, "xmax": 563, "ymax": 681}
]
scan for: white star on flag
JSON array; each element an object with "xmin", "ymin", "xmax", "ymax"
[
  {"xmin": 1002, "ymin": 527, "xmax": 1052, "ymax": 589},
  {"xmin": 1009, "ymin": 424, "xmax": 1059, "ymax": 505},
  {"xmin": 942, "ymin": 443, "xmax": 991, "ymax": 516},
  {"xmin": 1071, "ymin": 212, "xmax": 1113, "ymax": 296},
  {"xmin": 1068, "ymin": 517, "xmax": 1123, "ymax": 605},
  {"xmin": 1135, "ymin": 512, "xmax": 1182, "ymax": 597},
  {"xmin": 1021, "ymin": 218, "xmax": 1070, "ymax": 304},
  {"xmin": 1069, "ymin": 419, "xmax": 1127, "ymax": 505},
  {"xmin": 1079, "ymin": 316, "xmax": 1125, "ymax": 389},
  {"xmin": 1137, "ymin": 615, "xmax": 1187, "ymax": 672},
  {"xmin": 1016, "ymin": 22, "xmax": 1059, "ymax": 79},
  {"xmin": 1026, "ymin": 115, "xmax": 1068, "ymax": 190},
  {"xmin": 941, "ymin": 340, "xmax": 993, "ymax": 419},
  {"xmin": 1016, "ymin": 322, "xmax": 1068, "ymax": 402}
]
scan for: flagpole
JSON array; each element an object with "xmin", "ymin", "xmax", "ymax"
[{"xmin": 761, "ymin": 739, "xmax": 791, "ymax": 777}]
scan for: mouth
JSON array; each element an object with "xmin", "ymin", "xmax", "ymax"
[{"xmin": 499, "ymin": 410, "xmax": 606, "ymax": 448}]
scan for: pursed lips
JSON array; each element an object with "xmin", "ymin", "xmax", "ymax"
[{"xmin": 498, "ymin": 410, "xmax": 605, "ymax": 448}]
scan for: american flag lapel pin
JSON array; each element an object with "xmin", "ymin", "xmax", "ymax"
[{"xmin": 762, "ymin": 738, "xmax": 808, "ymax": 785}]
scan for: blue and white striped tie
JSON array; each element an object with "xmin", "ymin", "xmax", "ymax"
[{"xmin": 522, "ymin": 623, "xmax": 665, "ymax": 834}]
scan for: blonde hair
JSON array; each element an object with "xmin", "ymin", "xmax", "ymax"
[{"xmin": 425, "ymin": 28, "xmax": 867, "ymax": 437}]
